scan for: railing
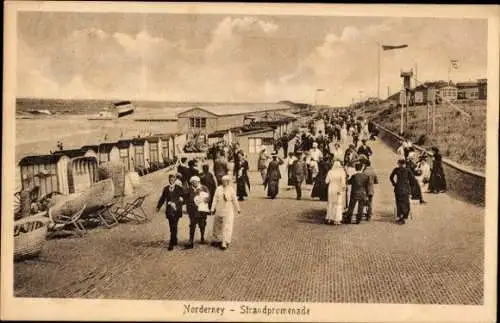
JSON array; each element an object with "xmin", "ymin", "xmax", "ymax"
[{"xmin": 373, "ymin": 122, "xmax": 485, "ymax": 206}]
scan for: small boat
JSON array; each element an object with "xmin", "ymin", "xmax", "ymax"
[{"xmin": 112, "ymin": 101, "xmax": 135, "ymax": 118}]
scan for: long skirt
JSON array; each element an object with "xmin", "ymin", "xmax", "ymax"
[
  {"xmin": 212, "ymin": 214, "xmax": 235, "ymax": 243},
  {"xmin": 306, "ymin": 167, "xmax": 313, "ymax": 185},
  {"xmin": 429, "ymin": 168, "xmax": 447, "ymax": 192},
  {"xmin": 326, "ymin": 191, "xmax": 343, "ymax": 223},
  {"xmin": 259, "ymin": 168, "xmax": 267, "ymax": 184},
  {"xmin": 267, "ymin": 179, "xmax": 279, "ymax": 198},
  {"xmin": 287, "ymin": 168, "xmax": 294, "ymax": 186},
  {"xmin": 236, "ymin": 177, "xmax": 248, "ymax": 198},
  {"xmin": 311, "ymin": 177, "xmax": 328, "ymax": 201}
]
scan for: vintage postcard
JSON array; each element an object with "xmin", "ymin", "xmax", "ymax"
[{"xmin": 1, "ymin": 2, "xmax": 498, "ymax": 322}]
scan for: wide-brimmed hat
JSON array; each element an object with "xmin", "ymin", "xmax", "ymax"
[
  {"xmin": 221, "ymin": 175, "xmax": 231, "ymax": 182},
  {"xmin": 271, "ymin": 151, "xmax": 278, "ymax": 157}
]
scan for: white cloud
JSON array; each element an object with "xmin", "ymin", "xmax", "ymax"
[{"xmin": 205, "ymin": 16, "xmax": 278, "ymax": 56}]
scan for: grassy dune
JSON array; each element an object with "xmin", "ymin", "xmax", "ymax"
[{"xmin": 362, "ymin": 100, "xmax": 486, "ymax": 172}]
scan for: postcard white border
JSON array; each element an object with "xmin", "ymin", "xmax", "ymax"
[{"xmin": 2, "ymin": 2, "xmax": 498, "ymax": 322}]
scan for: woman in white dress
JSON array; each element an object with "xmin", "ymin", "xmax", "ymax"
[
  {"xmin": 325, "ymin": 160, "xmax": 346, "ymax": 225},
  {"xmin": 211, "ymin": 175, "xmax": 241, "ymax": 250}
]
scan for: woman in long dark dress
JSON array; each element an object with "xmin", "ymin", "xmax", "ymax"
[
  {"xmin": 236, "ymin": 153, "xmax": 250, "ymax": 201},
  {"xmin": 264, "ymin": 153, "xmax": 283, "ymax": 199},
  {"xmin": 428, "ymin": 147, "xmax": 447, "ymax": 193},
  {"xmin": 311, "ymin": 157, "xmax": 330, "ymax": 201}
]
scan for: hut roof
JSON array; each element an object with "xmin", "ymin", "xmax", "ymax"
[
  {"xmin": 19, "ymin": 154, "xmax": 65, "ymax": 166},
  {"xmin": 177, "ymin": 103, "xmax": 291, "ymax": 118},
  {"xmin": 52, "ymin": 149, "xmax": 87, "ymax": 159},
  {"xmin": 116, "ymin": 139, "xmax": 134, "ymax": 149},
  {"xmin": 81, "ymin": 145, "xmax": 99, "ymax": 152},
  {"xmin": 132, "ymin": 138, "xmax": 147, "ymax": 145},
  {"xmin": 98, "ymin": 142, "xmax": 118, "ymax": 153}
]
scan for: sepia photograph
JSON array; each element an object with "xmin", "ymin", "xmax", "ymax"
[{"xmin": 1, "ymin": 2, "xmax": 498, "ymax": 322}]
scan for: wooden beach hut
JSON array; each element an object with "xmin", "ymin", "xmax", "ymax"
[
  {"xmin": 236, "ymin": 127, "xmax": 276, "ymax": 171},
  {"xmin": 19, "ymin": 154, "xmax": 71, "ymax": 196},
  {"xmin": 116, "ymin": 139, "xmax": 135, "ymax": 172},
  {"xmin": 144, "ymin": 136, "xmax": 161, "ymax": 169},
  {"xmin": 131, "ymin": 138, "xmax": 149, "ymax": 171},
  {"xmin": 98, "ymin": 142, "xmax": 120, "ymax": 165}
]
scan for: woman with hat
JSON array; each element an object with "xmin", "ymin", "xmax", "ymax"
[
  {"xmin": 264, "ymin": 152, "xmax": 283, "ymax": 199},
  {"xmin": 211, "ymin": 175, "xmax": 241, "ymax": 250},
  {"xmin": 257, "ymin": 148, "xmax": 270, "ymax": 184},
  {"xmin": 416, "ymin": 152, "xmax": 431, "ymax": 193},
  {"xmin": 325, "ymin": 160, "xmax": 346, "ymax": 225},
  {"xmin": 428, "ymin": 146, "xmax": 447, "ymax": 194},
  {"xmin": 236, "ymin": 152, "xmax": 250, "ymax": 201},
  {"xmin": 185, "ymin": 175, "xmax": 211, "ymax": 249}
]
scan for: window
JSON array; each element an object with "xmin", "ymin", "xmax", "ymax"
[
  {"xmin": 262, "ymin": 137, "xmax": 274, "ymax": 146},
  {"xmin": 150, "ymin": 143, "xmax": 159, "ymax": 163},
  {"xmin": 162, "ymin": 141, "xmax": 169, "ymax": 160},
  {"xmin": 189, "ymin": 117, "xmax": 207, "ymax": 129},
  {"xmin": 135, "ymin": 146, "xmax": 144, "ymax": 167},
  {"xmin": 248, "ymin": 138, "xmax": 262, "ymax": 154}
]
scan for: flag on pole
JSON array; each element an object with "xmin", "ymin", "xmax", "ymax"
[
  {"xmin": 382, "ymin": 44, "xmax": 408, "ymax": 51},
  {"xmin": 317, "ymin": 89, "xmax": 325, "ymax": 91},
  {"xmin": 450, "ymin": 59, "xmax": 459, "ymax": 69}
]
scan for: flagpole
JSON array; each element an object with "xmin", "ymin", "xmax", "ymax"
[{"xmin": 377, "ymin": 41, "xmax": 381, "ymax": 99}]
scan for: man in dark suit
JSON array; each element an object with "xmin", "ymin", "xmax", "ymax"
[
  {"xmin": 389, "ymin": 158, "xmax": 414, "ymax": 225},
  {"xmin": 363, "ymin": 160, "xmax": 378, "ymax": 221},
  {"xmin": 291, "ymin": 152, "xmax": 307, "ymax": 200},
  {"xmin": 344, "ymin": 162, "xmax": 370, "ymax": 224},
  {"xmin": 213, "ymin": 152, "xmax": 229, "ymax": 186},
  {"xmin": 156, "ymin": 174, "xmax": 185, "ymax": 251}
]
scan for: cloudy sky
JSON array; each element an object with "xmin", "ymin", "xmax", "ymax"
[{"xmin": 17, "ymin": 12, "xmax": 487, "ymax": 105}]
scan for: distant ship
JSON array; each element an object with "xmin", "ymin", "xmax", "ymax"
[{"xmin": 88, "ymin": 101, "xmax": 135, "ymax": 120}]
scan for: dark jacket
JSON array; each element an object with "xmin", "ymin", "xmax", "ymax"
[
  {"xmin": 348, "ymin": 172, "xmax": 370, "ymax": 199},
  {"xmin": 292, "ymin": 159, "xmax": 308, "ymax": 183},
  {"xmin": 177, "ymin": 164, "xmax": 190, "ymax": 184},
  {"xmin": 156, "ymin": 184, "xmax": 185, "ymax": 217},
  {"xmin": 200, "ymin": 171, "xmax": 217, "ymax": 208},
  {"xmin": 389, "ymin": 166, "xmax": 414, "ymax": 195},
  {"xmin": 213, "ymin": 158, "xmax": 229, "ymax": 179},
  {"xmin": 363, "ymin": 166, "xmax": 378, "ymax": 196},
  {"xmin": 357, "ymin": 145, "xmax": 373, "ymax": 159}
]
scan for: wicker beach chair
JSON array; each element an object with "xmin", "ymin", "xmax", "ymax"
[
  {"xmin": 14, "ymin": 213, "xmax": 50, "ymax": 261},
  {"xmin": 47, "ymin": 204, "xmax": 87, "ymax": 238},
  {"xmin": 110, "ymin": 195, "xmax": 149, "ymax": 223}
]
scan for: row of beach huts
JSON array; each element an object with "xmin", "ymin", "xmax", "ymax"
[
  {"xmin": 18, "ymin": 102, "xmax": 310, "ymax": 200},
  {"xmin": 18, "ymin": 133, "xmax": 186, "ymax": 199}
]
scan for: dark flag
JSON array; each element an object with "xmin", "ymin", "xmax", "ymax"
[{"xmin": 382, "ymin": 44, "xmax": 408, "ymax": 51}]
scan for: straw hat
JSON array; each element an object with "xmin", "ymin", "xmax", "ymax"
[{"xmin": 221, "ymin": 175, "xmax": 231, "ymax": 182}]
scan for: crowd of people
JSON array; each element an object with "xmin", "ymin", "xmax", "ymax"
[{"xmin": 156, "ymin": 110, "xmax": 450, "ymax": 251}]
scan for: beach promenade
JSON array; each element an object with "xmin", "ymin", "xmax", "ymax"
[{"xmin": 14, "ymin": 138, "xmax": 484, "ymax": 304}]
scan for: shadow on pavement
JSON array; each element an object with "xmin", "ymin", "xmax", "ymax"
[{"xmin": 296, "ymin": 208, "xmax": 326, "ymax": 225}]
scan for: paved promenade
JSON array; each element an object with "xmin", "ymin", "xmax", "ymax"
[{"xmin": 14, "ymin": 139, "xmax": 484, "ymax": 304}]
